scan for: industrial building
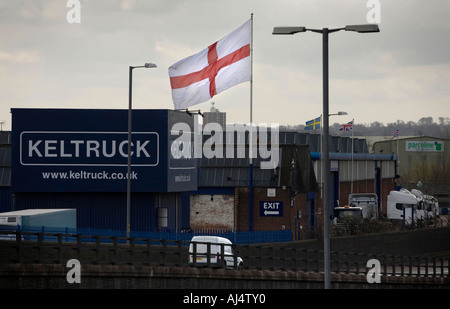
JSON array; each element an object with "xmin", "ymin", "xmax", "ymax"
[
  {"xmin": 3, "ymin": 108, "xmax": 197, "ymax": 233},
  {"xmin": 0, "ymin": 108, "xmax": 399, "ymax": 240},
  {"xmin": 373, "ymin": 135, "xmax": 450, "ymax": 208},
  {"xmin": 202, "ymin": 102, "xmax": 226, "ymax": 129},
  {"xmin": 194, "ymin": 130, "xmax": 397, "ymax": 239}
]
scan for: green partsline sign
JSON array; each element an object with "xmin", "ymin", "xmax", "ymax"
[{"xmin": 406, "ymin": 141, "xmax": 444, "ymax": 152}]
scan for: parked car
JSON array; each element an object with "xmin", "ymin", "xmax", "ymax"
[{"xmin": 188, "ymin": 236, "xmax": 244, "ymax": 269}]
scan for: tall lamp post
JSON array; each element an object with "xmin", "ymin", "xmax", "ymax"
[
  {"xmin": 127, "ymin": 63, "xmax": 157, "ymax": 239},
  {"xmin": 273, "ymin": 24, "xmax": 379, "ymax": 289}
]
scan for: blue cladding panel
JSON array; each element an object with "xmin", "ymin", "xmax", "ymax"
[
  {"xmin": 167, "ymin": 111, "xmax": 198, "ymax": 192},
  {"xmin": 0, "ymin": 187, "xmax": 12, "ymax": 212},
  {"xmin": 14, "ymin": 192, "xmax": 158, "ymax": 232}
]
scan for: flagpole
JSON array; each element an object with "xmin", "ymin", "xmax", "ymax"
[
  {"xmin": 351, "ymin": 118, "xmax": 354, "ymax": 194},
  {"xmin": 396, "ymin": 129, "xmax": 399, "ymax": 165},
  {"xmin": 320, "ymin": 114, "xmax": 323, "ymax": 199},
  {"xmin": 249, "ymin": 13, "xmax": 254, "ymax": 231},
  {"xmin": 250, "ymin": 13, "xmax": 254, "ymax": 124}
]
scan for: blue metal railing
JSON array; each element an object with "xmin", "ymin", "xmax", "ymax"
[{"xmin": 0, "ymin": 225, "xmax": 292, "ymax": 245}]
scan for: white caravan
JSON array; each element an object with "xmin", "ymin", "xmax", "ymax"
[{"xmin": 188, "ymin": 236, "xmax": 244, "ymax": 269}]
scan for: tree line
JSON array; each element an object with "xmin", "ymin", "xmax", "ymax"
[{"xmin": 282, "ymin": 117, "xmax": 450, "ymax": 139}]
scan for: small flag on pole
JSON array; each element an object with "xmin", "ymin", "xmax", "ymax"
[
  {"xmin": 392, "ymin": 129, "xmax": 399, "ymax": 139},
  {"xmin": 305, "ymin": 117, "xmax": 321, "ymax": 130},
  {"xmin": 339, "ymin": 120, "xmax": 353, "ymax": 132}
]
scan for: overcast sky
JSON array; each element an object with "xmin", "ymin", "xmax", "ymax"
[{"xmin": 1, "ymin": 0, "xmax": 449, "ymax": 131}]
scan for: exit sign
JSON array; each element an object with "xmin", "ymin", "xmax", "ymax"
[{"xmin": 260, "ymin": 201, "xmax": 283, "ymax": 217}]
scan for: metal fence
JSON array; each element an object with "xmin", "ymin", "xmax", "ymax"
[
  {"xmin": 1, "ymin": 230, "xmax": 448, "ymax": 278},
  {"xmin": 0, "ymin": 226, "xmax": 292, "ymax": 244}
]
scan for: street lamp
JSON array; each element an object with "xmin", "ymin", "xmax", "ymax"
[
  {"xmin": 273, "ymin": 24, "xmax": 379, "ymax": 35},
  {"xmin": 273, "ymin": 24, "xmax": 379, "ymax": 289},
  {"xmin": 127, "ymin": 63, "xmax": 157, "ymax": 239}
]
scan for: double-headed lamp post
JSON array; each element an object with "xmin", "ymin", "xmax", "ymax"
[
  {"xmin": 273, "ymin": 24, "xmax": 379, "ymax": 289},
  {"xmin": 127, "ymin": 63, "xmax": 157, "ymax": 239}
]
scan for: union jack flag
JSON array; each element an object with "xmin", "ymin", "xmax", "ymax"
[
  {"xmin": 392, "ymin": 129, "xmax": 399, "ymax": 139},
  {"xmin": 339, "ymin": 121, "xmax": 353, "ymax": 131}
]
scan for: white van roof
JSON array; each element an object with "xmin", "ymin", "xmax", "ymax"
[{"xmin": 190, "ymin": 236, "xmax": 232, "ymax": 244}]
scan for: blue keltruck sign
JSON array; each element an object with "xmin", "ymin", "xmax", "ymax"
[
  {"xmin": 20, "ymin": 131, "xmax": 159, "ymax": 167},
  {"xmin": 11, "ymin": 108, "xmax": 197, "ymax": 193}
]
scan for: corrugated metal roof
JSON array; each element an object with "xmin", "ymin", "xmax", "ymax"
[
  {"xmin": 198, "ymin": 143, "xmax": 318, "ymax": 193},
  {"xmin": 279, "ymin": 144, "xmax": 318, "ymax": 193},
  {"xmin": 0, "ymin": 132, "xmax": 11, "ymax": 144}
]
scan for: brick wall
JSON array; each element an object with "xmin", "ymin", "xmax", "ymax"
[
  {"xmin": 236, "ymin": 187, "xmax": 311, "ymax": 240},
  {"xmin": 234, "ymin": 175, "xmax": 395, "ymax": 237},
  {"xmin": 190, "ymin": 194, "xmax": 235, "ymax": 230},
  {"xmin": 338, "ymin": 178, "xmax": 395, "ymax": 214},
  {"xmin": 236, "ymin": 187, "xmax": 293, "ymax": 231}
]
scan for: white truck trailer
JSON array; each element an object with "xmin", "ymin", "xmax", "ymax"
[{"xmin": 0, "ymin": 209, "xmax": 76, "ymax": 231}]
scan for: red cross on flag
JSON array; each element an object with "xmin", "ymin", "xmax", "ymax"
[{"xmin": 169, "ymin": 19, "xmax": 251, "ymax": 110}]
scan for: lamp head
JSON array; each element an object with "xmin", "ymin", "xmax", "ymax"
[
  {"xmin": 344, "ymin": 24, "xmax": 379, "ymax": 33},
  {"xmin": 272, "ymin": 27, "xmax": 306, "ymax": 35}
]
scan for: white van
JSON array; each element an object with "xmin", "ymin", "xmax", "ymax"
[{"xmin": 188, "ymin": 236, "xmax": 244, "ymax": 269}]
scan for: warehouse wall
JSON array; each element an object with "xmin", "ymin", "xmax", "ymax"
[
  {"xmin": 13, "ymin": 192, "xmax": 184, "ymax": 233},
  {"xmin": 0, "ymin": 187, "xmax": 12, "ymax": 213},
  {"xmin": 189, "ymin": 194, "xmax": 235, "ymax": 230}
]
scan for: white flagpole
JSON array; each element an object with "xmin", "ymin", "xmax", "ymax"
[
  {"xmin": 249, "ymin": 13, "xmax": 254, "ymax": 231},
  {"xmin": 250, "ymin": 13, "xmax": 254, "ymax": 124}
]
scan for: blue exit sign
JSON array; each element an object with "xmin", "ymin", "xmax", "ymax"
[{"xmin": 260, "ymin": 201, "xmax": 283, "ymax": 217}]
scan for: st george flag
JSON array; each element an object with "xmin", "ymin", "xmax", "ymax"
[{"xmin": 169, "ymin": 19, "xmax": 251, "ymax": 110}]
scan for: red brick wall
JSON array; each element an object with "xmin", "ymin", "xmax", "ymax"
[
  {"xmin": 234, "ymin": 177, "xmax": 396, "ymax": 238},
  {"xmin": 236, "ymin": 187, "xmax": 293, "ymax": 231},
  {"xmin": 235, "ymin": 187, "xmax": 312, "ymax": 240},
  {"xmin": 338, "ymin": 178, "xmax": 395, "ymax": 214}
]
